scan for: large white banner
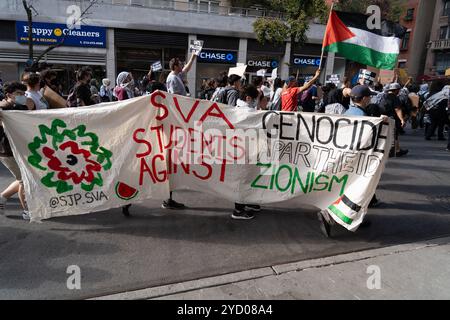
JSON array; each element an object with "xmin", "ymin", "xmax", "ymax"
[{"xmin": 2, "ymin": 92, "xmax": 393, "ymax": 231}]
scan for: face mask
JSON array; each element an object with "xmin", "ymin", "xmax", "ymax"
[{"xmin": 15, "ymin": 95, "xmax": 27, "ymax": 106}]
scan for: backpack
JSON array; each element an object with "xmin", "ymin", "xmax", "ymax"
[
  {"xmin": 300, "ymin": 90, "xmax": 312, "ymax": 106},
  {"xmin": 216, "ymin": 87, "xmax": 236, "ymax": 105},
  {"xmin": 398, "ymin": 90, "xmax": 413, "ymax": 116},
  {"xmin": 66, "ymin": 86, "xmax": 78, "ymax": 108}
]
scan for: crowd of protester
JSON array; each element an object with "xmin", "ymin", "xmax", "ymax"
[{"xmin": 1, "ymin": 58, "xmax": 449, "ymax": 237}]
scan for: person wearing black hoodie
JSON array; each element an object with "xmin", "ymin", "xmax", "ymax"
[{"xmin": 0, "ymin": 82, "xmax": 33, "ymax": 219}]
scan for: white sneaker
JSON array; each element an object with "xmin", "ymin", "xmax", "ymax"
[
  {"xmin": 22, "ymin": 211, "xmax": 31, "ymax": 220},
  {"xmin": 0, "ymin": 196, "xmax": 7, "ymax": 215}
]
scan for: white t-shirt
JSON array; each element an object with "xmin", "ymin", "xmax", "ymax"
[
  {"xmin": 26, "ymin": 90, "xmax": 49, "ymax": 110},
  {"xmin": 166, "ymin": 72, "xmax": 187, "ymax": 96}
]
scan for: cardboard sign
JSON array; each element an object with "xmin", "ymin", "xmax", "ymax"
[
  {"xmin": 151, "ymin": 61, "xmax": 163, "ymax": 72},
  {"xmin": 446, "ymin": 68, "xmax": 450, "ymax": 77},
  {"xmin": 398, "ymin": 69, "xmax": 409, "ymax": 85},
  {"xmin": 190, "ymin": 40, "xmax": 204, "ymax": 56},
  {"xmin": 379, "ymin": 69, "xmax": 395, "ymax": 84}
]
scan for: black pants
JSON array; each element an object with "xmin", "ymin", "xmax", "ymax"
[{"xmin": 425, "ymin": 108, "xmax": 446, "ymax": 139}]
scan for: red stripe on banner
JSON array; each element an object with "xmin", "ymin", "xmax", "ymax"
[{"xmin": 322, "ymin": 11, "xmax": 356, "ymax": 49}]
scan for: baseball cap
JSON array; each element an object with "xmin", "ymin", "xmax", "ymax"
[
  {"xmin": 286, "ymin": 76, "xmax": 296, "ymax": 83},
  {"xmin": 350, "ymin": 85, "xmax": 377, "ymax": 98}
]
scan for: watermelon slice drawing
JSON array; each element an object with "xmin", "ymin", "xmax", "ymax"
[{"xmin": 115, "ymin": 182, "xmax": 139, "ymax": 201}]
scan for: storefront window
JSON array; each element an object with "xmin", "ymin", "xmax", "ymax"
[
  {"xmin": 436, "ymin": 52, "xmax": 450, "ymax": 75},
  {"xmin": 117, "ymin": 47, "xmax": 162, "ymax": 80}
]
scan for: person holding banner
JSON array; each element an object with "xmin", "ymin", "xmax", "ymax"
[
  {"xmin": 233, "ymin": 85, "xmax": 262, "ymax": 220},
  {"xmin": 318, "ymin": 85, "xmax": 381, "ymax": 237},
  {"xmin": 0, "ymin": 82, "xmax": 30, "ymax": 219},
  {"xmin": 162, "ymin": 54, "xmax": 199, "ymax": 210},
  {"xmin": 281, "ymin": 69, "xmax": 321, "ymax": 112}
]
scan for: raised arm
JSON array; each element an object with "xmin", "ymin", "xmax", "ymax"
[
  {"xmin": 297, "ymin": 69, "xmax": 321, "ymax": 94},
  {"xmin": 182, "ymin": 53, "xmax": 198, "ymax": 74}
]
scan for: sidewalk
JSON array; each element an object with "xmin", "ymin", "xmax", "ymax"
[{"xmin": 93, "ymin": 236, "xmax": 450, "ymax": 300}]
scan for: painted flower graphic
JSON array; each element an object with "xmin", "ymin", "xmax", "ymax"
[{"xmin": 28, "ymin": 119, "xmax": 113, "ymax": 194}]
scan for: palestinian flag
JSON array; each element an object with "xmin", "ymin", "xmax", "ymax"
[
  {"xmin": 327, "ymin": 195, "xmax": 362, "ymax": 226},
  {"xmin": 323, "ymin": 11, "xmax": 407, "ymax": 70}
]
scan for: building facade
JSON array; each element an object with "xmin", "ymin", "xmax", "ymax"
[
  {"xmin": 0, "ymin": 0, "xmax": 346, "ymax": 95},
  {"xmin": 397, "ymin": 0, "xmax": 419, "ymax": 70},
  {"xmin": 425, "ymin": 0, "xmax": 450, "ymax": 76}
]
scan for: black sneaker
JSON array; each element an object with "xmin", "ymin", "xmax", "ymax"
[
  {"xmin": 244, "ymin": 205, "xmax": 261, "ymax": 212},
  {"xmin": 359, "ymin": 218, "xmax": 372, "ymax": 229},
  {"xmin": 231, "ymin": 209, "xmax": 255, "ymax": 220},
  {"xmin": 368, "ymin": 198, "xmax": 381, "ymax": 208},
  {"xmin": 396, "ymin": 149, "xmax": 409, "ymax": 157},
  {"xmin": 122, "ymin": 204, "xmax": 131, "ymax": 217},
  {"xmin": 162, "ymin": 199, "xmax": 186, "ymax": 210},
  {"xmin": 317, "ymin": 210, "xmax": 332, "ymax": 238}
]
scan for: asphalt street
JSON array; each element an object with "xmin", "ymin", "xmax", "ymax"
[{"xmin": 0, "ymin": 128, "xmax": 449, "ymax": 299}]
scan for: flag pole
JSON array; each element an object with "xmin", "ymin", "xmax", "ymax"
[{"xmin": 319, "ymin": 0, "xmax": 337, "ymax": 71}]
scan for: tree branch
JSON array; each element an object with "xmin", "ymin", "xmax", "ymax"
[
  {"xmin": 22, "ymin": 0, "xmax": 33, "ymax": 62},
  {"xmin": 32, "ymin": 0, "xmax": 99, "ymax": 67}
]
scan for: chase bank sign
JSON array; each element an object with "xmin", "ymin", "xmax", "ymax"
[
  {"xmin": 293, "ymin": 56, "xmax": 322, "ymax": 67},
  {"xmin": 197, "ymin": 50, "xmax": 237, "ymax": 64},
  {"xmin": 247, "ymin": 59, "xmax": 278, "ymax": 69}
]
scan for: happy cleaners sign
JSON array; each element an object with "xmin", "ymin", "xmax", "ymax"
[
  {"xmin": 16, "ymin": 21, "xmax": 106, "ymax": 48},
  {"xmin": 1, "ymin": 93, "xmax": 393, "ymax": 231}
]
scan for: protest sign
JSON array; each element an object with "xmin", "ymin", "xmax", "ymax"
[
  {"xmin": 257, "ymin": 69, "xmax": 267, "ymax": 77},
  {"xmin": 228, "ymin": 65, "xmax": 247, "ymax": 77},
  {"xmin": 190, "ymin": 40, "xmax": 204, "ymax": 56},
  {"xmin": 2, "ymin": 93, "xmax": 393, "ymax": 231},
  {"xmin": 326, "ymin": 74, "xmax": 341, "ymax": 86},
  {"xmin": 379, "ymin": 69, "xmax": 395, "ymax": 84},
  {"xmin": 358, "ymin": 69, "xmax": 377, "ymax": 85},
  {"xmin": 270, "ymin": 68, "xmax": 278, "ymax": 80},
  {"xmin": 151, "ymin": 61, "xmax": 163, "ymax": 72},
  {"xmin": 398, "ymin": 69, "xmax": 409, "ymax": 84}
]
